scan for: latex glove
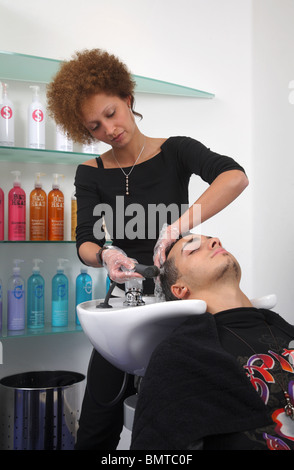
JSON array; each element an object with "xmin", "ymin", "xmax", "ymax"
[
  {"xmin": 102, "ymin": 246, "xmax": 142, "ymax": 283},
  {"xmin": 153, "ymin": 223, "xmax": 180, "ymax": 268}
]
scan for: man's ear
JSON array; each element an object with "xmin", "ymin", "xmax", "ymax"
[{"xmin": 171, "ymin": 284, "xmax": 190, "ymax": 300}]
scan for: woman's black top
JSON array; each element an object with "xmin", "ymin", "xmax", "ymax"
[{"xmin": 74, "ymin": 136, "xmax": 245, "ymax": 293}]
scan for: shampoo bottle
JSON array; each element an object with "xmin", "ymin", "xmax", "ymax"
[
  {"xmin": 30, "ymin": 172, "xmax": 47, "ymax": 240},
  {"xmin": 71, "ymin": 191, "xmax": 77, "ymax": 241},
  {"xmin": 52, "ymin": 258, "xmax": 68, "ymax": 327},
  {"xmin": 27, "ymin": 259, "xmax": 45, "ymax": 329},
  {"xmin": 0, "ymin": 82, "xmax": 14, "ymax": 147},
  {"xmin": 48, "ymin": 174, "xmax": 64, "ymax": 241},
  {"xmin": 7, "ymin": 259, "xmax": 25, "ymax": 331},
  {"xmin": 28, "ymin": 85, "xmax": 45, "ymax": 149},
  {"xmin": 56, "ymin": 125, "xmax": 73, "ymax": 152},
  {"xmin": 75, "ymin": 267, "xmax": 92, "ymax": 325},
  {"xmin": 0, "ymin": 186, "xmax": 4, "ymax": 240},
  {"xmin": 8, "ymin": 171, "xmax": 26, "ymax": 241}
]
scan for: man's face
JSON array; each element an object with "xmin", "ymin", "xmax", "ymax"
[{"xmin": 167, "ymin": 234, "xmax": 241, "ymax": 299}]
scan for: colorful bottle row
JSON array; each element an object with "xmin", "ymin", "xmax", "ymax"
[
  {"xmin": 0, "ymin": 259, "xmax": 92, "ymax": 332},
  {"xmin": 0, "ymin": 82, "xmax": 99, "ymax": 153},
  {"xmin": 0, "ymin": 171, "xmax": 77, "ymax": 241}
]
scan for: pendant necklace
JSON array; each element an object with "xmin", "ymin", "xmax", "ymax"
[
  {"xmin": 223, "ymin": 322, "xmax": 294, "ymax": 420},
  {"xmin": 112, "ymin": 139, "xmax": 145, "ymax": 195}
]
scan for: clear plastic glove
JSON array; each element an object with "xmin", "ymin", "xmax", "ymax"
[
  {"xmin": 102, "ymin": 246, "xmax": 142, "ymax": 283},
  {"xmin": 153, "ymin": 223, "xmax": 180, "ymax": 269}
]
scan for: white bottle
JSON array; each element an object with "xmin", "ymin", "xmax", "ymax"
[
  {"xmin": 56, "ymin": 125, "xmax": 73, "ymax": 152},
  {"xmin": 28, "ymin": 85, "xmax": 45, "ymax": 149},
  {"xmin": 0, "ymin": 82, "xmax": 15, "ymax": 147},
  {"xmin": 82, "ymin": 141, "xmax": 99, "ymax": 154}
]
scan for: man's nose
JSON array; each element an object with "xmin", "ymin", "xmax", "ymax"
[{"xmin": 208, "ymin": 237, "xmax": 222, "ymax": 250}]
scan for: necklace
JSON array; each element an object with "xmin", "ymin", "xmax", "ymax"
[
  {"xmin": 112, "ymin": 139, "xmax": 145, "ymax": 195},
  {"xmin": 223, "ymin": 322, "xmax": 294, "ymax": 420}
]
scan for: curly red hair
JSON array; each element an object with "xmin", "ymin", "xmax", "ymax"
[{"xmin": 47, "ymin": 49, "xmax": 141, "ymax": 144}]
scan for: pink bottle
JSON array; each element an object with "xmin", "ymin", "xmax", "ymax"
[
  {"xmin": 8, "ymin": 171, "xmax": 26, "ymax": 241},
  {"xmin": 0, "ymin": 187, "xmax": 4, "ymax": 240}
]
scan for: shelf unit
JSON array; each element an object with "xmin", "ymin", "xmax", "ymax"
[
  {"xmin": 0, "ymin": 50, "xmax": 215, "ymax": 99},
  {"xmin": 0, "ymin": 51, "xmax": 214, "ymax": 340}
]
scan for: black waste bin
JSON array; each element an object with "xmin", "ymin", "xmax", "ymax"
[{"xmin": 0, "ymin": 370, "xmax": 85, "ymax": 450}]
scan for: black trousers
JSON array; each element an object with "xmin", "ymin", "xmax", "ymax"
[{"xmin": 75, "ymin": 349, "xmax": 136, "ymax": 450}]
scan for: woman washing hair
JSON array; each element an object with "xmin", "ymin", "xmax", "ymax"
[{"xmin": 47, "ymin": 48, "xmax": 248, "ymax": 449}]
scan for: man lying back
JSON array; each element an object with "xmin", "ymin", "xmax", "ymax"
[{"xmin": 130, "ymin": 234, "xmax": 294, "ymax": 450}]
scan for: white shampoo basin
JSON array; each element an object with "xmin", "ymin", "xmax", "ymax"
[
  {"xmin": 77, "ymin": 297, "xmax": 206, "ymax": 376},
  {"xmin": 77, "ymin": 293, "xmax": 277, "ymax": 376}
]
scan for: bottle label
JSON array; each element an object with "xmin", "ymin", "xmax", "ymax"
[
  {"xmin": 13, "ymin": 285, "xmax": 24, "ymax": 299},
  {"xmin": 1, "ymin": 105, "xmax": 13, "ymax": 119},
  {"xmin": 11, "ymin": 193, "xmax": 25, "ymax": 207},
  {"xmin": 32, "ymin": 109, "xmax": 44, "ymax": 122},
  {"xmin": 34, "ymin": 284, "xmax": 44, "ymax": 299},
  {"xmin": 57, "ymin": 283, "xmax": 66, "ymax": 298}
]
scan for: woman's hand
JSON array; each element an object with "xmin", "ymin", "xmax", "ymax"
[
  {"xmin": 102, "ymin": 247, "xmax": 142, "ymax": 283},
  {"xmin": 153, "ymin": 224, "xmax": 180, "ymax": 268}
]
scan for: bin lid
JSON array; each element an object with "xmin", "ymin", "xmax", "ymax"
[{"xmin": 0, "ymin": 371, "xmax": 85, "ymax": 390}]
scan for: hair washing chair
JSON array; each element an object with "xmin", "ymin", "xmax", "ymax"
[{"xmin": 76, "ymin": 265, "xmax": 278, "ymax": 432}]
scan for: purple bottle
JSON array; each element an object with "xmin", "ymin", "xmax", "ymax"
[{"xmin": 7, "ymin": 260, "xmax": 25, "ymax": 331}]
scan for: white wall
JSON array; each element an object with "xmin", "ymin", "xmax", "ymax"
[
  {"xmin": 0, "ymin": 0, "xmax": 293, "ymax": 447},
  {"xmin": 252, "ymin": 0, "xmax": 294, "ymax": 322}
]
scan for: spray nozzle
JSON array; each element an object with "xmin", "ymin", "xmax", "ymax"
[
  {"xmin": 30, "ymin": 85, "xmax": 40, "ymax": 100},
  {"xmin": 13, "ymin": 259, "xmax": 24, "ymax": 274},
  {"xmin": 57, "ymin": 258, "xmax": 68, "ymax": 272},
  {"xmin": 11, "ymin": 171, "xmax": 21, "ymax": 187},
  {"xmin": 34, "ymin": 172, "xmax": 45, "ymax": 188},
  {"xmin": 32, "ymin": 258, "xmax": 43, "ymax": 273},
  {"xmin": 52, "ymin": 173, "xmax": 64, "ymax": 189},
  {"xmin": 1, "ymin": 82, "xmax": 8, "ymax": 97}
]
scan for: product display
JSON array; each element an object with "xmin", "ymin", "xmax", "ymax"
[
  {"xmin": 0, "ymin": 187, "xmax": 4, "ymax": 241},
  {"xmin": 28, "ymin": 85, "xmax": 45, "ymax": 149},
  {"xmin": 0, "ymin": 82, "xmax": 14, "ymax": 147},
  {"xmin": 7, "ymin": 259, "xmax": 25, "ymax": 331},
  {"xmin": 30, "ymin": 173, "xmax": 47, "ymax": 241},
  {"xmin": 48, "ymin": 173, "xmax": 64, "ymax": 241},
  {"xmin": 51, "ymin": 258, "xmax": 68, "ymax": 327},
  {"xmin": 27, "ymin": 259, "xmax": 45, "ymax": 329},
  {"xmin": 75, "ymin": 267, "xmax": 92, "ymax": 325},
  {"xmin": 8, "ymin": 171, "xmax": 26, "ymax": 241}
]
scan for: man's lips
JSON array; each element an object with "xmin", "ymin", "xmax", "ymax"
[{"xmin": 212, "ymin": 248, "xmax": 227, "ymax": 258}]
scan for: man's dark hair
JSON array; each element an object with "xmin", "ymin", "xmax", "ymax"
[{"xmin": 159, "ymin": 238, "xmax": 182, "ymax": 301}]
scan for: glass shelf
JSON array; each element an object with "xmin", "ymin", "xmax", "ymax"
[
  {"xmin": 0, "ymin": 50, "xmax": 215, "ymax": 99},
  {"xmin": 0, "ymin": 322, "xmax": 83, "ymax": 339},
  {"xmin": 0, "ymin": 145, "xmax": 89, "ymax": 165}
]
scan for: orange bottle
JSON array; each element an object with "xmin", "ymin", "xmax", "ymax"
[
  {"xmin": 30, "ymin": 172, "xmax": 47, "ymax": 240},
  {"xmin": 48, "ymin": 173, "xmax": 64, "ymax": 241}
]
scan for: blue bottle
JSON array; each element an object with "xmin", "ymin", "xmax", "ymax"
[
  {"xmin": 27, "ymin": 258, "xmax": 45, "ymax": 328},
  {"xmin": 7, "ymin": 259, "xmax": 25, "ymax": 330},
  {"xmin": 75, "ymin": 267, "xmax": 92, "ymax": 325},
  {"xmin": 52, "ymin": 258, "xmax": 68, "ymax": 327}
]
